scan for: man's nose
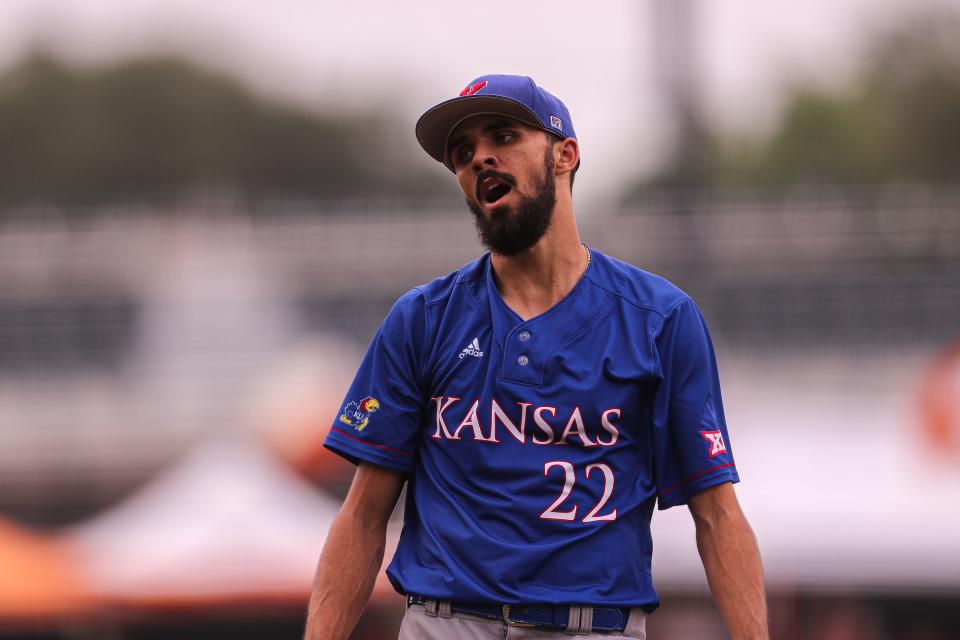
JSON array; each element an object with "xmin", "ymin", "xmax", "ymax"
[{"xmin": 471, "ymin": 142, "xmax": 498, "ymax": 172}]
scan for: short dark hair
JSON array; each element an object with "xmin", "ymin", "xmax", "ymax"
[{"xmin": 547, "ymin": 132, "xmax": 576, "ymax": 193}]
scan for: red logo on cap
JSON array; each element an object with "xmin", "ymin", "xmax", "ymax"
[{"xmin": 460, "ymin": 81, "xmax": 488, "ymax": 97}]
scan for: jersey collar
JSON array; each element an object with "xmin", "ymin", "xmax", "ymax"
[{"xmin": 483, "ymin": 250, "xmax": 613, "ymax": 387}]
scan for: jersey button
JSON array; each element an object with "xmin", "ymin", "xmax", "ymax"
[
  {"xmin": 518, "ymin": 330, "xmax": 531, "ymax": 342},
  {"xmin": 517, "ymin": 355, "xmax": 530, "ymax": 366}
]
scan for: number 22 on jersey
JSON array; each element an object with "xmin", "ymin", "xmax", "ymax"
[{"xmin": 540, "ymin": 461, "xmax": 617, "ymax": 523}]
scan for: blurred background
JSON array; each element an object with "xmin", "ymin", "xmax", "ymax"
[{"xmin": 0, "ymin": 1, "xmax": 958, "ymax": 638}]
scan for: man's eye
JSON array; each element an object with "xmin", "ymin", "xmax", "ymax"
[
  {"xmin": 455, "ymin": 147, "xmax": 473, "ymax": 164},
  {"xmin": 495, "ymin": 132, "xmax": 514, "ymax": 143}
]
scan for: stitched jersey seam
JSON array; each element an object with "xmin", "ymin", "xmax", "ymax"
[{"xmin": 584, "ymin": 274, "xmax": 689, "ymax": 318}]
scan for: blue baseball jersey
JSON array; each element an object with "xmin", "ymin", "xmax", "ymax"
[{"xmin": 324, "ymin": 248, "xmax": 738, "ymax": 610}]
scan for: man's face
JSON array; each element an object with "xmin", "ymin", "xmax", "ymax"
[{"xmin": 447, "ymin": 115, "xmax": 557, "ymax": 256}]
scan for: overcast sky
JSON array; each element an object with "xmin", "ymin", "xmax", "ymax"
[{"xmin": 1, "ymin": 0, "xmax": 956, "ymax": 205}]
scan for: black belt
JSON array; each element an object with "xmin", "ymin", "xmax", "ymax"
[{"xmin": 406, "ymin": 595, "xmax": 630, "ymax": 632}]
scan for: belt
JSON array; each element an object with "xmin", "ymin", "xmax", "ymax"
[{"xmin": 406, "ymin": 595, "xmax": 630, "ymax": 632}]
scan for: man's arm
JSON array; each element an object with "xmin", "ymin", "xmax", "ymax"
[
  {"xmin": 688, "ymin": 482, "xmax": 768, "ymax": 640},
  {"xmin": 304, "ymin": 462, "xmax": 407, "ymax": 640}
]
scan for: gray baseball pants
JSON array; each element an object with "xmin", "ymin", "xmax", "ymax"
[{"xmin": 398, "ymin": 601, "xmax": 647, "ymax": 639}]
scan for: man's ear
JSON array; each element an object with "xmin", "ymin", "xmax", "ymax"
[{"xmin": 554, "ymin": 137, "xmax": 579, "ymax": 177}]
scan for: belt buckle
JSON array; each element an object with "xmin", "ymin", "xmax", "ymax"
[{"xmin": 501, "ymin": 604, "xmax": 537, "ymax": 628}]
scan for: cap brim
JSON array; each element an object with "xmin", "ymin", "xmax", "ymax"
[{"xmin": 415, "ymin": 95, "xmax": 544, "ymax": 170}]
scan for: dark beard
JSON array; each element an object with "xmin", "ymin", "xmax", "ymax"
[{"xmin": 466, "ymin": 149, "xmax": 556, "ymax": 257}]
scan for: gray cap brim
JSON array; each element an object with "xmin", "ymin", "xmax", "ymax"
[{"xmin": 415, "ymin": 95, "xmax": 546, "ymax": 171}]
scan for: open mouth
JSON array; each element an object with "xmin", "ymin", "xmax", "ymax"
[{"xmin": 478, "ymin": 176, "xmax": 513, "ymax": 207}]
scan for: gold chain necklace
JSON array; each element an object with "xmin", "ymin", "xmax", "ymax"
[{"xmin": 583, "ymin": 243, "xmax": 591, "ymax": 269}]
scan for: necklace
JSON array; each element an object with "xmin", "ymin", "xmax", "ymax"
[{"xmin": 583, "ymin": 243, "xmax": 591, "ymax": 269}]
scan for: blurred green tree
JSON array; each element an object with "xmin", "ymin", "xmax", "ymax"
[
  {"xmin": 0, "ymin": 54, "xmax": 441, "ymax": 210},
  {"xmin": 626, "ymin": 12, "xmax": 960, "ymax": 198}
]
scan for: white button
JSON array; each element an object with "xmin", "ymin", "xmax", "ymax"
[
  {"xmin": 518, "ymin": 355, "xmax": 529, "ymax": 366},
  {"xmin": 518, "ymin": 330, "xmax": 531, "ymax": 342}
]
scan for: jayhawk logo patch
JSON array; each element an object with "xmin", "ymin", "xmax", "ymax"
[{"xmin": 339, "ymin": 396, "xmax": 381, "ymax": 432}]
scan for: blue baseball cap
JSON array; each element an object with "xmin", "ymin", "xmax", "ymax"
[{"xmin": 416, "ymin": 74, "xmax": 577, "ymax": 171}]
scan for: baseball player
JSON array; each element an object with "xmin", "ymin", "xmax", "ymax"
[{"xmin": 305, "ymin": 75, "xmax": 767, "ymax": 639}]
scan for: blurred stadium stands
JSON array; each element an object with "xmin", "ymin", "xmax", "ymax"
[{"xmin": 1, "ymin": 188, "xmax": 955, "ymax": 390}]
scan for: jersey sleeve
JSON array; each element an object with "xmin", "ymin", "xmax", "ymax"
[
  {"xmin": 323, "ymin": 288, "xmax": 431, "ymax": 474},
  {"xmin": 651, "ymin": 298, "xmax": 739, "ymax": 509}
]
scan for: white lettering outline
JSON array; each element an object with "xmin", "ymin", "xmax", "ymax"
[
  {"xmin": 540, "ymin": 461, "xmax": 578, "ymax": 521},
  {"xmin": 597, "ymin": 408, "xmax": 621, "ymax": 446},
  {"xmin": 431, "ymin": 396, "xmax": 460, "ymax": 439},
  {"xmin": 532, "ymin": 406, "xmax": 557, "ymax": 445},
  {"xmin": 583, "ymin": 463, "xmax": 618, "ymax": 522}
]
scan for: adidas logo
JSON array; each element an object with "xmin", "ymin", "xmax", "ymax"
[{"xmin": 459, "ymin": 338, "xmax": 484, "ymax": 359}]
